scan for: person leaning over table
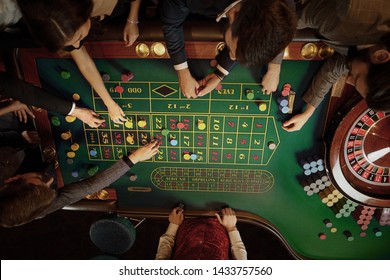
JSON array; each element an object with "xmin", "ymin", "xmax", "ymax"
[
  {"xmin": 158, "ymin": 0, "xmax": 297, "ymax": 99},
  {"xmin": 15, "ymin": 0, "xmax": 142, "ymax": 124},
  {"xmin": 156, "ymin": 207, "xmax": 247, "ymax": 260},
  {"xmin": 0, "ymin": 71, "xmax": 104, "ymax": 128},
  {"xmin": 0, "ymin": 140, "xmax": 160, "ymax": 228},
  {"xmin": 282, "ymin": 0, "xmax": 390, "ymax": 132}
]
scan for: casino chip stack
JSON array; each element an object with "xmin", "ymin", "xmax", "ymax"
[
  {"xmin": 352, "ymin": 205, "xmax": 376, "ymax": 230},
  {"xmin": 330, "ymin": 198, "xmax": 358, "ymax": 218},
  {"xmin": 299, "ymin": 155, "xmax": 328, "ymax": 197},
  {"xmin": 301, "ymin": 171, "xmax": 329, "ymax": 197},
  {"xmin": 300, "ymin": 155, "xmax": 324, "ymax": 176},
  {"xmin": 278, "ymin": 96, "xmax": 289, "ymax": 114},
  {"xmin": 278, "ymin": 83, "xmax": 295, "ymax": 114}
]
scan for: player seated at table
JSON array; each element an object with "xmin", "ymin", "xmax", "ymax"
[
  {"xmin": 0, "ymin": 106, "xmax": 41, "ymax": 186},
  {"xmin": 158, "ymin": 0, "xmax": 297, "ymax": 98},
  {"xmin": 156, "ymin": 207, "xmax": 247, "ymax": 260},
  {"xmin": 15, "ymin": 0, "xmax": 143, "ymax": 124},
  {"xmin": 282, "ymin": 0, "xmax": 390, "ymax": 132},
  {"xmin": 0, "ymin": 140, "xmax": 160, "ymax": 228},
  {"xmin": 1, "ymin": 71, "xmax": 104, "ymax": 128}
]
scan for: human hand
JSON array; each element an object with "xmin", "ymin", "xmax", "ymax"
[
  {"xmin": 261, "ymin": 63, "xmax": 281, "ymax": 95},
  {"xmin": 11, "ymin": 101, "xmax": 35, "ymax": 123},
  {"xmin": 21, "ymin": 130, "xmax": 41, "ymax": 145},
  {"xmin": 129, "ymin": 139, "xmax": 160, "ymax": 164},
  {"xmin": 71, "ymin": 107, "xmax": 105, "ymax": 128},
  {"xmin": 282, "ymin": 113, "xmax": 310, "ymax": 132},
  {"xmin": 282, "ymin": 104, "xmax": 315, "ymax": 132},
  {"xmin": 169, "ymin": 207, "xmax": 184, "ymax": 226},
  {"xmin": 215, "ymin": 208, "xmax": 237, "ymax": 232},
  {"xmin": 123, "ymin": 21, "xmax": 139, "ymax": 47},
  {"xmin": 197, "ymin": 73, "xmax": 220, "ymax": 97},
  {"xmin": 106, "ymin": 102, "xmax": 127, "ymax": 124},
  {"xmin": 177, "ymin": 68, "xmax": 200, "ymax": 99}
]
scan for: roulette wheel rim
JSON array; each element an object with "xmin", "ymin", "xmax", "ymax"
[{"xmin": 326, "ymin": 99, "xmax": 390, "ymax": 207}]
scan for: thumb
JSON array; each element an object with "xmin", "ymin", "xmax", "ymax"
[
  {"xmin": 282, "ymin": 119, "xmax": 293, "ymax": 127},
  {"xmin": 215, "ymin": 213, "xmax": 222, "ymax": 224}
]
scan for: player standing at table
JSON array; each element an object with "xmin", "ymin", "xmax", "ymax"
[
  {"xmin": 282, "ymin": 0, "xmax": 390, "ymax": 132},
  {"xmin": 159, "ymin": 0, "xmax": 297, "ymax": 98},
  {"xmin": 0, "ymin": 140, "xmax": 160, "ymax": 228},
  {"xmin": 0, "ymin": 71, "xmax": 104, "ymax": 127},
  {"xmin": 156, "ymin": 207, "xmax": 247, "ymax": 260},
  {"xmin": 15, "ymin": 0, "xmax": 142, "ymax": 124}
]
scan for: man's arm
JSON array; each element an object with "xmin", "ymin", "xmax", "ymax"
[
  {"xmin": 159, "ymin": 0, "xmax": 190, "ymax": 67},
  {"xmin": 282, "ymin": 53, "xmax": 349, "ymax": 132},
  {"xmin": 261, "ymin": 51, "xmax": 284, "ymax": 94},
  {"xmin": 159, "ymin": 0, "xmax": 202, "ymax": 98},
  {"xmin": 0, "ymin": 71, "xmax": 73, "ymax": 115},
  {"xmin": 302, "ymin": 53, "xmax": 348, "ymax": 107}
]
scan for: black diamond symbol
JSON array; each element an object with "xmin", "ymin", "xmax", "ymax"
[{"xmin": 153, "ymin": 85, "xmax": 177, "ymax": 97}]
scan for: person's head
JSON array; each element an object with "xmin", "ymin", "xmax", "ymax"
[
  {"xmin": 0, "ymin": 172, "xmax": 56, "ymax": 227},
  {"xmin": 346, "ymin": 38, "xmax": 390, "ymax": 112},
  {"xmin": 224, "ymin": 0, "xmax": 296, "ymax": 65},
  {"xmin": 17, "ymin": 0, "xmax": 93, "ymax": 53}
]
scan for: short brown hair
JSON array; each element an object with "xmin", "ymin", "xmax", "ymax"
[
  {"xmin": 232, "ymin": 0, "xmax": 296, "ymax": 66},
  {"xmin": 0, "ymin": 180, "xmax": 56, "ymax": 228}
]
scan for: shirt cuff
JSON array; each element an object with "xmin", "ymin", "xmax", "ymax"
[
  {"xmin": 174, "ymin": 62, "xmax": 189, "ymax": 71},
  {"xmin": 216, "ymin": 64, "xmax": 229, "ymax": 75},
  {"xmin": 165, "ymin": 223, "xmax": 180, "ymax": 236},
  {"xmin": 68, "ymin": 102, "xmax": 76, "ymax": 115}
]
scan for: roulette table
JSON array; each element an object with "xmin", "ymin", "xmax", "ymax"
[
  {"xmin": 327, "ymin": 98, "xmax": 390, "ymax": 207},
  {"xmin": 16, "ymin": 40, "xmax": 390, "ymax": 259}
]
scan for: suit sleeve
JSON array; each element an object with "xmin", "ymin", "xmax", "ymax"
[
  {"xmin": 302, "ymin": 53, "xmax": 349, "ymax": 107},
  {"xmin": 215, "ymin": 46, "xmax": 237, "ymax": 75},
  {"xmin": 159, "ymin": 0, "xmax": 190, "ymax": 66},
  {"xmin": 39, "ymin": 159, "xmax": 131, "ymax": 217},
  {"xmin": 0, "ymin": 71, "xmax": 73, "ymax": 115}
]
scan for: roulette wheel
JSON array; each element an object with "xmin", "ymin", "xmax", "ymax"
[{"xmin": 326, "ymin": 99, "xmax": 390, "ymax": 207}]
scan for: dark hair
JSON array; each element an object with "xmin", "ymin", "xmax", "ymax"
[
  {"xmin": 0, "ymin": 179, "xmax": 56, "ymax": 227},
  {"xmin": 365, "ymin": 33, "xmax": 390, "ymax": 112},
  {"xmin": 232, "ymin": 0, "xmax": 296, "ymax": 66},
  {"xmin": 17, "ymin": 0, "xmax": 93, "ymax": 52}
]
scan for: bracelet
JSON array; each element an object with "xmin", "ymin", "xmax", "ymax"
[
  {"xmin": 127, "ymin": 18, "xmax": 139, "ymax": 24},
  {"xmin": 122, "ymin": 155, "xmax": 134, "ymax": 168},
  {"xmin": 214, "ymin": 69, "xmax": 226, "ymax": 81}
]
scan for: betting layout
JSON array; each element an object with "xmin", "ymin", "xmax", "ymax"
[{"xmin": 85, "ymin": 80, "xmax": 280, "ymax": 167}]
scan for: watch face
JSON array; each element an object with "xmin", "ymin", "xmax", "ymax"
[{"xmin": 327, "ymin": 99, "xmax": 390, "ymax": 206}]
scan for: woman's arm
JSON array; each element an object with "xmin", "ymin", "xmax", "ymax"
[
  {"xmin": 123, "ymin": 0, "xmax": 142, "ymax": 46},
  {"xmin": 70, "ymin": 46, "xmax": 127, "ymax": 124}
]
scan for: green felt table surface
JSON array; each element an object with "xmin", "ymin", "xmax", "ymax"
[{"xmin": 23, "ymin": 53, "xmax": 390, "ymax": 259}]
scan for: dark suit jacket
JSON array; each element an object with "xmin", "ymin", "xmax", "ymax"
[{"xmin": 0, "ymin": 71, "xmax": 73, "ymax": 115}]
